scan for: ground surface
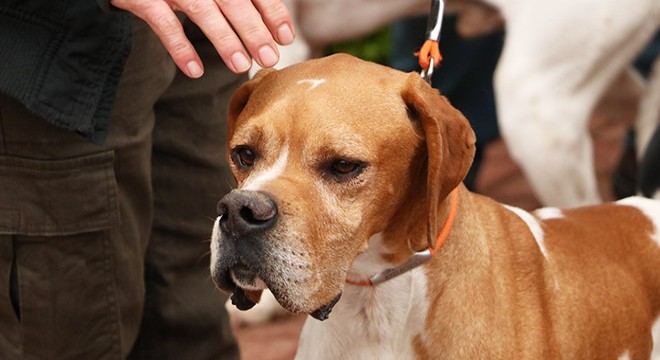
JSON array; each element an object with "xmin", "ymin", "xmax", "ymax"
[{"xmin": 233, "ymin": 315, "xmax": 306, "ymax": 360}]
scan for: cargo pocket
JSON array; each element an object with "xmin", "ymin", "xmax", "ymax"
[
  {"xmin": 0, "ymin": 150, "xmax": 123, "ymax": 359},
  {"xmin": 0, "ymin": 150, "xmax": 119, "ymax": 236}
]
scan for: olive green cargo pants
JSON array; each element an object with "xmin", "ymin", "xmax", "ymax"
[{"xmin": 0, "ymin": 18, "xmax": 241, "ymax": 359}]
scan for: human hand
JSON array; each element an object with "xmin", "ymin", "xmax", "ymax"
[{"xmin": 111, "ymin": 0, "xmax": 295, "ymax": 77}]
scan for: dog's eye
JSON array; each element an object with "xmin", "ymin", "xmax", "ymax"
[
  {"xmin": 233, "ymin": 147, "xmax": 257, "ymax": 168},
  {"xmin": 332, "ymin": 160, "xmax": 358, "ymax": 174},
  {"xmin": 325, "ymin": 159, "xmax": 367, "ymax": 181}
]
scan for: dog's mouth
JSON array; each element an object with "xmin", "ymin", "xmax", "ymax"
[
  {"xmin": 227, "ymin": 263, "xmax": 266, "ymax": 310},
  {"xmin": 231, "ymin": 263, "xmax": 267, "ymax": 291},
  {"xmin": 223, "ymin": 262, "xmax": 342, "ymax": 321},
  {"xmin": 309, "ymin": 293, "xmax": 342, "ymax": 321}
]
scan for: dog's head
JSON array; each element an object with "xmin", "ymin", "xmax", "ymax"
[{"xmin": 210, "ymin": 54, "xmax": 475, "ymax": 320}]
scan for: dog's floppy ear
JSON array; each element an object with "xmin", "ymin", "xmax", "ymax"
[
  {"xmin": 401, "ymin": 73, "xmax": 476, "ymax": 240},
  {"xmin": 227, "ymin": 68, "xmax": 276, "ymax": 140}
]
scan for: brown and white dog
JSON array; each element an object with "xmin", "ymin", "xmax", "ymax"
[{"xmin": 211, "ymin": 54, "xmax": 660, "ymax": 359}]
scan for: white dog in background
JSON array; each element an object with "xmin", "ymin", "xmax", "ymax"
[{"xmin": 488, "ymin": 0, "xmax": 660, "ymax": 206}]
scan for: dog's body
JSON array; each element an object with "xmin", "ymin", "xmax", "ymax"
[
  {"xmin": 211, "ymin": 55, "xmax": 660, "ymax": 359},
  {"xmin": 298, "ymin": 192, "xmax": 660, "ymax": 359}
]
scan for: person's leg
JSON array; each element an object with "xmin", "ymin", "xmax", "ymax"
[
  {"xmin": 128, "ymin": 21, "xmax": 243, "ymax": 360},
  {"xmin": 0, "ymin": 18, "xmax": 174, "ymax": 359}
]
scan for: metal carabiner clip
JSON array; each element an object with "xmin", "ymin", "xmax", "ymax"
[
  {"xmin": 419, "ymin": 0, "xmax": 445, "ymax": 84},
  {"xmin": 420, "ymin": 57, "xmax": 436, "ymax": 85}
]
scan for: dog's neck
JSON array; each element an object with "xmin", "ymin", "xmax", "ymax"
[
  {"xmin": 345, "ymin": 187, "xmax": 460, "ymax": 286},
  {"xmin": 297, "ymin": 186, "xmax": 503, "ymax": 359},
  {"xmin": 297, "ymin": 187, "xmax": 469, "ymax": 358},
  {"xmin": 297, "ymin": 188, "xmax": 507, "ymax": 359},
  {"xmin": 346, "ymin": 184, "xmax": 464, "ymax": 281},
  {"xmin": 298, "ymin": 238, "xmax": 432, "ymax": 359}
]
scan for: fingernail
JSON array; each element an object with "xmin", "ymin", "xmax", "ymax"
[
  {"xmin": 231, "ymin": 52, "xmax": 252, "ymax": 73},
  {"xmin": 277, "ymin": 24, "xmax": 295, "ymax": 45},
  {"xmin": 186, "ymin": 60, "xmax": 204, "ymax": 78},
  {"xmin": 258, "ymin": 46, "xmax": 279, "ymax": 68}
]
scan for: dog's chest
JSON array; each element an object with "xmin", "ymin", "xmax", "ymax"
[{"xmin": 295, "ymin": 271, "xmax": 429, "ymax": 359}]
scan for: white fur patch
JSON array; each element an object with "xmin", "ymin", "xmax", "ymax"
[
  {"xmin": 242, "ymin": 145, "xmax": 289, "ymax": 191},
  {"xmin": 534, "ymin": 207, "xmax": 564, "ymax": 220},
  {"xmin": 616, "ymin": 197, "xmax": 660, "ymax": 247},
  {"xmin": 297, "ymin": 78, "xmax": 326, "ymax": 90},
  {"xmin": 210, "ymin": 216, "xmax": 221, "ymax": 274},
  {"xmin": 346, "ymin": 233, "xmax": 394, "ymax": 280},
  {"xmin": 504, "ymin": 205, "xmax": 548, "ymax": 259},
  {"xmin": 651, "ymin": 315, "xmax": 660, "ymax": 359},
  {"xmin": 618, "ymin": 350, "xmax": 631, "ymax": 360}
]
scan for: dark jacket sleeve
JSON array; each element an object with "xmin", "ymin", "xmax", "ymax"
[
  {"xmin": 0, "ymin": 0, "xmax": 132, "ymax": 144},
  {"xmin": 97, "ymin": 0, "xmax": 120, "ymax": 13}
]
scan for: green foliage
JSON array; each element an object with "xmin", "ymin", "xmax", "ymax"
[{"xmin": 326, "ymin": 26, "xmax": 392, "ymax": 65}]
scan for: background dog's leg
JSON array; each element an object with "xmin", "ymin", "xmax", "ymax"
[
  {"xmin": 493, "ymin": 0, "xmax": 660, "ymax": 207},
  {"xmin": 636, "ymin": 56, "xmax": 660, "ymax": 157}
]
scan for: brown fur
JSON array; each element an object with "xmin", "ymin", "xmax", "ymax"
[{"xmin": 217, "ymin": 54, "xmax": 660, "ymax": 359}]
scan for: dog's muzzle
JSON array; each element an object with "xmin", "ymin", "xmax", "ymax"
[
  {"xmin": 211, "ymin": 189, "xmax": 342, "ymax": 320},
  {"xmin": 212, "ymin": 189, "xmax": 278, "ymax": 310}
]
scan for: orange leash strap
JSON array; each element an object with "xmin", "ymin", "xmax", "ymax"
[
  {"xmin": 417, "ymin": 0, "xmax": 445, "ymax": 83},
  {"xmin": 429, "ymin": 187, "xmax": 458, "ymax": 255},
  {"xmin": 417, "ymin": 39, "xmax": 442, "ymax": 73}
]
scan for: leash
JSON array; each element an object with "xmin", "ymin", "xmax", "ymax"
[
  {"xmin": 417, "ymin": 0, "xmax": 445, "ymax": 84},
  {"xmin": 345, "ymin": 187, "xmax": 459, "ymax": 286}
]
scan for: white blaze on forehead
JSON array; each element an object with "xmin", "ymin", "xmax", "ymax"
[
  {"xmin": 242, "ymin": 145, "xmax": 289, "ymax": 191},
  {"xmin": 297, "ymin": 78, "xmax": 326, "ymax": 91},
  {"xmin": 503, "ymin": 204, "xmax": 548, "ymax": 259},
  {"xmin": 616, "ymin": 196, "xmax": 660, "ymax": 246}
]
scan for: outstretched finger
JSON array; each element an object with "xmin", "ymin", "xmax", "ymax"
[
  {"xmin": 252, "ymin": 0, "xmax": 295, "ymax": 46},
  {"xmin": 121, "ymin": 0, "xmax": 205, "ymax": 78},
  {"xmin": 177, "ymin": 0, "xmax": 254, "ymax": 73},
  {"xmin": 214, "ymin": 0, "xmax": 279, "ymax": 69}
]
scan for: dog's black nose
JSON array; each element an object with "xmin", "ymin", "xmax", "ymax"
[{"xmin": 217, "ymin": 190, "xmax": 278, "ymax": 237}]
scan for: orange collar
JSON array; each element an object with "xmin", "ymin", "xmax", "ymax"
[{"xmin": 346, "ymin": 188, "xmax": 459, "ymax": 286}]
